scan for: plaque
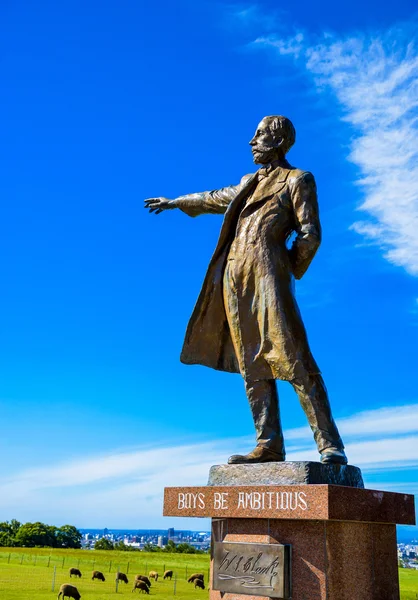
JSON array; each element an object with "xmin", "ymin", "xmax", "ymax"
[{"xmin": 213, "ymin": 541, "xmax": 291, "ymax": 598}]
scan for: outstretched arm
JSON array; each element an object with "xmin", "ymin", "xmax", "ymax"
[
  {"xmin": 288, "ymin": 171, "xmax": 321, "ymax": 280},
  {"xmin": 144, "ymin": 173, "xmax": 254, "ymax": 217}
]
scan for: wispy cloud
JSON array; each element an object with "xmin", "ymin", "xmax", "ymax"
[
  {"xmin": 253, "ymin": 25, "xmax": 418, "ymax": 275},
  {"xmin": 411, "ymin": 298, "xmax": 418, "ymax": 314},
  {"xmin": 254, "ymin": 32, "xmax": 305, "ymax": 58},
  {"xmin": 222, "ymin": 4, "xmax": 287, "ymax": 34},
  {"xmin": 287, "ymin": 403, "xmax": 418, "ymax": 440},
  {"xmin": 0, "ymin": 403, "xmax": 416, "ymax": 526},
  {"xmin": 286, "ymin": 403, "xmax": 418, "ymax": 471}
]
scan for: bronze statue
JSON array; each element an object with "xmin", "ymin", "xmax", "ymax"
[{"xmin": 145, "ymin": 116, "xmax": 347, "ymax": 465}]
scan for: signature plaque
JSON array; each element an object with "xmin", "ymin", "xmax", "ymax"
[{"xmin": 213, "ymin": 541, "xmax": 291, "ymax": 598}]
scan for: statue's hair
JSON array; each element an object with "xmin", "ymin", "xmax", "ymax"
[{"xmin": 262, "ymin": 115, "xmax": 296, "ymax": 155}]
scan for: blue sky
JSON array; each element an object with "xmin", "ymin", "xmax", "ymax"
[{"xmin": 0, "ymin": 1, "xmax": 417, "ymax": 534}]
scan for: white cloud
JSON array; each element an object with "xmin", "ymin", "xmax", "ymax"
[
  {"xmin": 255, "ymin": 33, "xmax": 305, "ymax": 58},
  {"xmin": 253, "ymin": 27, "xmax": 418, "ymax": 275},
  {"xmin": 287, "ymin": 403, "xmax": 418, "ymax": 440},
  {"xmin": 0, "ymin": 437, "xmax": 250, "ymax": 495},
  {"xmin": 411, "ymin": 298, "xmax": 418, "ymax": 314},
  {"xmin": 0, "ymin": 403, "xmax": 417, "ymax": 526},
  {"xmin": 223, "ymin": 4, "xmax": 287, "ymax": 34}
]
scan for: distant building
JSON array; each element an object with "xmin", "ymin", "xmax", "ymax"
[
  {"xmin": 189, "ymin": 541, "xmax": 209, "ymax": 550},
  {"xmin": 126, "ymin": 542, "xmax": 141, "ymax": 548},
  {"xmin": 157, "ymin": 536, "xmax": 163, "ymax": 547},
  {"xmin": 168, "ymin": 528, "xmax": 175, "ymax": 539}
]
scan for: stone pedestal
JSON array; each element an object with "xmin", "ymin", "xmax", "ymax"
[
  {"xmin": 210, "ymin": 517, "xmax": 399, "ymax": 600},
  {"xmin": 163, "ymin": 462, "xmax": 415, "ymax": 600}
]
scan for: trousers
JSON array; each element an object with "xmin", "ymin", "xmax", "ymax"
[
  {"xmin": 244, "ymin": 375, "xmax": 344, "ymax": 456},
  {"xmin": 222, "ymin": 256, "xmax": 344, "ymax": 455}
]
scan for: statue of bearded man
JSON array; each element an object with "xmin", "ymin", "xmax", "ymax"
[{"xmin": 145, "ymin": 115, "xmax": 347, "ymax": 466}]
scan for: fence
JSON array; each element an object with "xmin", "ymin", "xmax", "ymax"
[
  {"xmin": 0, "ymin": 550, "xmax": 209, "ymax": 577},
  {"xmin": 0, "ymin": 551, "xmax": 210, "ymax": 598}
]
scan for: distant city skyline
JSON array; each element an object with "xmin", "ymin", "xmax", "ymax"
[
  {"xmin": 73, "ymin": 525, "xmax": 418, "ymax": 546},
  {"xmin": 78, "ymin": 526, "xmax": 211, "ymax": 551},
  {"xmin": 77, "ymin": 526, "xmax": 417, "ymax": 551}
]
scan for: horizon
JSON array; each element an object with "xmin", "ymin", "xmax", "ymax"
[{"xmin": 76, "ymin": 526, "xmax": 415, "ymax": 543}]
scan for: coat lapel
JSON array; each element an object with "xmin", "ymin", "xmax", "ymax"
[
  {"xmin": 207, "ymin": 166, "xmax": 290, "ymax": 267},
  {"xmin": 210, "ymin": 172, "xmax": 259, "ymax": 262},
  {"xmin": 244, "ymin": 167, "xmax": 289, "ymax": 208}
]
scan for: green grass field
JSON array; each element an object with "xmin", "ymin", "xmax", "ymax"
[
  {"xmin": 0, "ymin": 548, "xmax": 210, "ymax": 599},
  {"xmin": 399, "ymin": 568, "xmax": 418, "ymax": 600},
  {"xmin": 0, "ymin": 548, "xmax": 416, "ymax": 598}
]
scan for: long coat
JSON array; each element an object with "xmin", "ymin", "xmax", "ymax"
[{"xmin": 176, "ymin": 164, "xmax": 321, "ymax": 382}]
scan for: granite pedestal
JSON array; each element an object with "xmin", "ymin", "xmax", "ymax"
[{"xmin": 163, "ymin": 462, "xmax": 415, "ymax": 600}]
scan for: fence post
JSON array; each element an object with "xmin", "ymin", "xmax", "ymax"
[
  {"xmin": 163, "ymin": 563, "xmax": 165, "ymax": 574},
  {"xmin": 145, "ymin": 562, "xmax": 147, "ymax": 574},
  {"xmin": 47, "ymin": 556, "xmax": 51, "ymax": 568},
  {"xmin": 207, "ymin": 567, "xmax": 210, "ymax": 581},
  {"xmin": 109, "ymin": 560, "xmax": 112, "ymax": 573},
  {"xmin": 7, "ymin": 553, "xmax": 10, "ymax": 564},
  {"xmin": 34, "ymin": 555, "xmax": 37, "ymax": 565},
  {"xmin": 92, "ymin": 559, "xmax": 95, "ymax": 570},
  {"xmin": 20, "ymin": 554, "xmax": 24, "ymax": 565},
  {"xmin": 185, "ymin": 565, "xmax": 188, "ymax": 579},
  {"xmin": 77, "ymin": 558, "xmax": 80, "ymax": 568},
  {"xmin": 115, "ymin": 571, "xmax": 119, "ymax": 593},
  {"xmin": 51, "ymin": 566, "xmax": 57, "ymax": 592},
  {"xmin": 62, "ymin": 556, "xmax": 65, "ymax": 569},
  {"xmin": 173, "ymin": 572, "xmax": 177, "ymax": 596}
]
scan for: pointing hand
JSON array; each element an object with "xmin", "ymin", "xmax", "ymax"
[{"xmin": 144, "ymin": 197, "xmax": 176, "ymax": 214}]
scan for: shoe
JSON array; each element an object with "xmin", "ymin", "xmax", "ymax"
[
  {"xmin": 320, "ymin": 448, "xmax": 348, "ymax": 465},
  {"xmin": 228, "ymin": 446, "xmax": 285, "ymax": 464}
]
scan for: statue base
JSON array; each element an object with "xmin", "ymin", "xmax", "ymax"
[
  {"xmin": 163, "ymin": 462, "xmax": 415, "ymax": 600},
  {"xmin": 208, "ymin": 461, "xmax": 364, "ymax": 488}
]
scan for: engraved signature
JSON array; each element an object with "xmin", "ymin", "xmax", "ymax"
[
  {"xmin": 218, "ymin": 574, "xmax": 273, "ymax": 589},
  {"xmin": 218, "ymin": 551, "xmax": 280, "ymax": 589}
]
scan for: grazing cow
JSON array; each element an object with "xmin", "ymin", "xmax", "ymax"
[
  {"xmin": 163, "ymin": 569, "xmax": 173, "ymax": 580},
  {"xmin": 57, "ymin": 584, "xmax": 81, "ymax": 600},
  {"xmin": 116, "ymin": 572, "xmax": 129, "ymax": 584},
  {"xmin": 188, "ymin": 573, "xmax": 204, "ymax": 583},
  {"xmin": 132, "ymin": 580, "xmax": 150, "ymax": 594},
  {"xmin": 135, "ymin": 575, "xmax": 151, "ymax": 587},
  {"xmin": 195, "ymin": 578, "xmax": 205, "ymax": 590},
  {"xmin": 69, "ymin": 568, "xmax": 82, "ymax": 578},
  {"xmin": 92, "ymin": 570, "xmax": 105, "ymax": 581},
  {"xmin": 149, "ymin": 570, "xmax": 159, "ymax": 581}
]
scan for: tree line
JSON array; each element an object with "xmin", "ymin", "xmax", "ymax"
[
  {"xmin": 142, "ymin": 540, "xmax": 208, "ymax": 554},
  {"xmin": 0, "ymin": 520, "xmax": 82, "ymax": 548},
  {"xmin": 0, "ymin": 520, "xmax": 208, "ymax": 553}
]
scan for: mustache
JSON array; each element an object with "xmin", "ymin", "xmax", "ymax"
[{"xmin": 252, "ymin": 143, "xmax": 276, "ymax": 153}]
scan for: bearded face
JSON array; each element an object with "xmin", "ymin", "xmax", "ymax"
[{"xmin": 249, "ymin": 119, "xmax": 282, "ymax": 165}]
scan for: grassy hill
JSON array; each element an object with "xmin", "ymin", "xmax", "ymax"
[
  {"xmin": 0, "ymin": 548, "xmax": 210, "ymax": 600},
  {"xmin": 399, "ymin": 568, "xmax": 418, "ymax": 599},
  {"xmin": 0, "ymin": 548, "xmax": 416, "ymax": 598}
]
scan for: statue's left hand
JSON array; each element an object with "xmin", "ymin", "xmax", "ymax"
[{"xmin": 144, "ymin": 197, "xmax": 177, "ymax": 214}]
